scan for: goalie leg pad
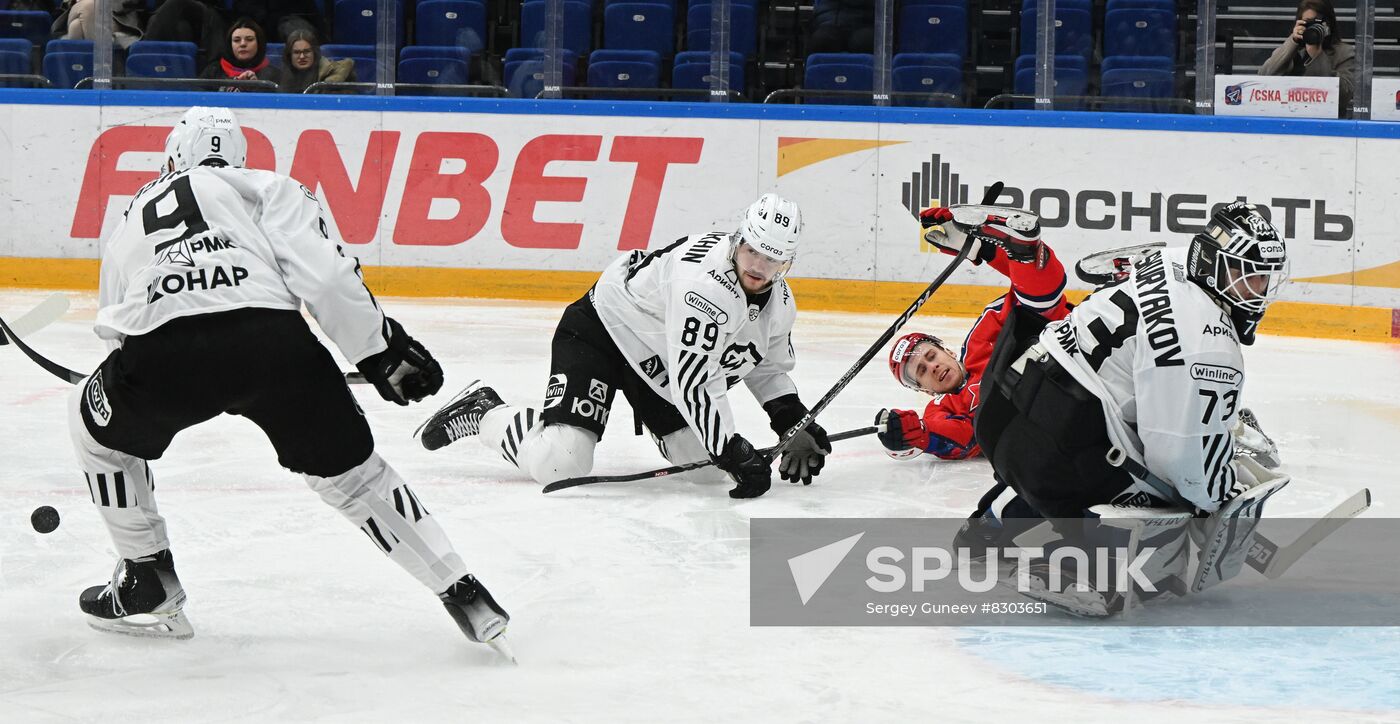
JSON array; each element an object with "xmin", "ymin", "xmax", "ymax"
[
  {"xmin": 68, "ymin": 383, "xmax": 170, "ymax": 559},
  {"xmin": 1190, "ymin": 455, "xmax": 1291, "ymax": 593},
  {"xmin": 304, "ymin": 452, "xmax": 468, "ymax": 593}
]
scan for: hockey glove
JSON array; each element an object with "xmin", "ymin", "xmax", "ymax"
[
  {"xmin": 920, "ymin": 207, "xmax": 994, "ymax": 264},
  {"xmin": 717, "ymin": 435, "xmax": 772, "ymax": 499},
  {"xmin": 876, "ymin": 408, "xmax": 929, "ymax": 459},
  {"xmin": 763, "ymin": 394, "xmax": 832, "ymax": 485},
  {"xmin": 356, "ymin": 317, "xmax": 444, "ymax": 406}
]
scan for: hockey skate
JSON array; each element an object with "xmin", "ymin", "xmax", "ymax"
[
  {"xmin": 440, "ymin": 574, "xmax": 516, "ymax": 663},
  {"xmin": 416, "ymin": 382, "xmax": 504, "ymax": 451},
  {"xmin": 79, "ymin": 549, "xmax": 193, "ymax": 640}
]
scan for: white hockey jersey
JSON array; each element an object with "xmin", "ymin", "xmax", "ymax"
[
  {"xmin": 1041, "ymin": 247, "xmax": 1245, "ymax": 513},
  {"xmin": 96, "ymin": 166, "xmax": 388, "ymax": 365},
  {"xmin": 591, "ymin": 232, "xmax": 799, "ymax": 459}
]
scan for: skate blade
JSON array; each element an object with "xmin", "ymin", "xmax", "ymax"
[
  {"xmin": 86, "ymin": 610, "xmax": 194, "ymax": 640},
  {"xmin": 486, "ymin": 631, "xmax": 518, "ymax": 665}
]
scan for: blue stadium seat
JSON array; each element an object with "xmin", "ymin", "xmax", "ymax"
[
  {"xmin": 897, "ymin": 4, "xmax": 966, "ymax": 62},
  {"xmin": 402, "ymin": 45, "xmax": 472, "ymax": 63},
  {"xmin": 1100, "ymin": 54, "xmax": 1172, "ymax": 73},
  {"xmin": 604, "ymin": 3, "xmax": 674, "ymax": 58},
  {"xmin": 45, "ymin": 38, "xmax": 94, "ymax": 55},
  {"xmin": 398, "ymin": 56, "xmax": 471, "ymax": 92},
  {"xmin": 0, "ymin": 36, "xmax": 28, "ymax": 55},
  {"xmin": 321, "ymin": 44, "xmax": 377, "ymax": 82},
  {"xmin": 44, "ymin": 50, "xmax": 93, "ymax": 88},
  {"xmin": 1013, "ymin": 63, "xmax": 1087, "ymax": 99},
  {"xmin": 265, "ymin": 42, "xmax": 284, "ymax": 67},
  {"xmin": 520, "ymin": 0, "xmax": 592, "ymax": 56},
  {"xmin": 587, "ymin": 49, "xmax": 661, "ymax": 96},
  {"xmin": 1103, "ymin": 8, "xmax": 1175, "ymax": 60},
  {"xmin": 0, "ymin": 39, "xmax": 30, "ymax": 86},
  {"xmin": 1021, "ymin": 0, "xmax": 1090, "ymax": 9},
  {"xmin": 127, "ymin": 40, "xmax": 198, "ymax": 65},
  {"xmin": 1019, "ymin": 7, "xmax": 1092, "ymax": 62},
  {"xmin": 1100, "ymin": 67, "xmax": 1174, "ymax": 111},
  {"xmin": 686, "ymin": 2, "xmax": 757, "ymax": 59},
  {"xmin": 333, "ymin": 0, "xmax": 405, "ymax": 46},
  {"xmin": 416, "ymin": 0, "xmax": 486, "ymax": 54},
  {"xmin": 1105, "ymin": 0, "xmax": 1174, "ymax": 10},
  {"xmin": 804, "ymin": 53, "xmax": 873, "ymax": 105},
  {"xmin": 1013, "ymin": 53, "xmax": 1088, "ymax": 76},
  {"xmin": 125, "ymin": 53, "xmax": 197, "ymax": 83},
  {"xmin": 503, "ymin": 47, "xmax": 578, "ymax": 98},
  {"xmin": 892, "ymin": 52, "xmax": 961, "ymax": 104},
  {"xmin": 671, "ymin": 49, "xmax": 744, "ymax": 94},
  {"xmin": 0, "ymin": 10, "xmax": 48, "ymax": 46}
]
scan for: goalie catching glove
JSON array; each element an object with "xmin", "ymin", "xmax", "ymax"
[
  {"xmin": 763, "ymin": 394, "xmax": 831, "ymax": 485},
  {"xmin": 920, "ymin": 205, "xmax": 1047, "ymax": 269},
  {"xmin": 356, "ymin": 317, "xmax": 444, "ymax": 405}
]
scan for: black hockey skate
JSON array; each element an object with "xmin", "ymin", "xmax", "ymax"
[
  {"xmin": 440, "ymin": 574, "xmax": 515, "ymax": 662},
  {"xmin": 79, "ymin": 549, "xmax": 193, "ymax": 640},
  {"xmin": 416, "ymin": 382, "xmax": 504, "ymax": 451}
]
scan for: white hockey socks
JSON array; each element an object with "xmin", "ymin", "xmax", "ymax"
[
  {"xmin": 479, "ymin": 406, "xmax": 599, "ymax": 485},
  {"xmin": 69, "ymin": 385, "xmax": 170, "ymax": 559},
  {"xmin": 304, "ymin": 452, "xmax": 468, "ymax": 594}
]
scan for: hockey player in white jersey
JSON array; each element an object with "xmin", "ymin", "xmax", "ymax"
[
  {"xmin": 416, "ymin": 193, "xmax": 831, "ymax": 499},
  {"xmin": 975, "ymin": 200, "xmax": 1290, "ymax": 517},
  {"xmin": 968, "ymin": 201, "xmax": 1290, "ymax": 613},
  {"xmin": 70, "ymin": 107, "xmax": 511, "ymax": 653}
]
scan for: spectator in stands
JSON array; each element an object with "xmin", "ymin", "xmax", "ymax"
[
  {"xmin": 807, "ymin": 0, "xmax": 874, "ymax": 54},
  {"xmin": 278, "ymin": 29, "xmax": 355, "ymax": 94},
  {"xmin": 52, "ymin": 0, "xmax": 144, "ymax": 49},
  {"xmin": 1259, "ymin": 0, "xmax": 1356, "ymax": 114},
  {"xmin": 230, "ymin": 1, "xmax": 330, "ymax": 45},
  {"xmin": 145, "ymin": 0, "xmax": 228, "ymax": 69},
  {"xmin": 200, "ymin": 17, "xmax": 280, "ymax": 90}
]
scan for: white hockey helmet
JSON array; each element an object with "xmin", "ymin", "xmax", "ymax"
[
  {"xmin": 733, "ymin": 193, "xmax": 802, "ymax": 287},
  {"xmin": 164, "ymin": 106, "xmax": 247, "ymax": 174}
]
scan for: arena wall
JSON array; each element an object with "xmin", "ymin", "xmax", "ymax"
[{"xmin": 1, "ymin": 90, "xmax": 1397, "ymax": 341}]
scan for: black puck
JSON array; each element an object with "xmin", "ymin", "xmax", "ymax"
[{"xmin": 31, "ymin": 505, "xmax": 60, "ymax": 534}]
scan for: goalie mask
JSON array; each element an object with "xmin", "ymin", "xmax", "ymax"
[
  {"xmin": 731, "ymin": 193, "xmax": 801, "ymax": 292},
  {"xmin": 888, "ymin": 332, "xmax": 966, "ymax": 395},
  {"xmin": 164, "ymin": 106, "xmax": 247, "ymax": 174},
  {"xmin": 1186, "ymin": 201, "xmax": 1289, "ymax": 345}
]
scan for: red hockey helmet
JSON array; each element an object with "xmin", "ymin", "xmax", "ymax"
[{"xmin": 888, "ymin": 332, "xmax": 955, "ymax": 392}]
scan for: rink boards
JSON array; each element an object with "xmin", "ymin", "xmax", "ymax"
[{"xmin": 0, "ymin": 90, "xmax": 1397, "ymax": 341}]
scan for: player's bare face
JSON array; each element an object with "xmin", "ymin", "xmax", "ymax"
[
  {"xmin": 909, "ymin": 342, "xmax": 965, "ymax": 395},
  {"xmin": 231, "ymin": 29, "xmax": 258, "ymax": 63},
  {"xmin": 736, "ymin": 242, "xmax": 783, "ymax": 294}
]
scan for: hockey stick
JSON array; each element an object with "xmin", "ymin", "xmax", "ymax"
[
  {"xmin": 0, "ymin": 293, "xmax": 71, "ymax": 346},
  {"xmin": 541, "ymin": 425, "xmax": 878, "ymax": 493},
  {"xmin": 1074, "ymin": 242, "xmax": 1166, "ymax": 286},
  {"xmin": 1246, "ymin": 487, "xmax": 1371, "ymax": 579},
  {"xmin": 0, "ymin": 312, "xmax": 370, "ymax": 387}
]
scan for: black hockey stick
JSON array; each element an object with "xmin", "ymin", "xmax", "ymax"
[
  {"xmin": 542, "ymin": 425, "xmax": 878, "ymax": 493},
  {"xmin": 0, "ymin": 312, "xmax": 371, "ymax": 386}
]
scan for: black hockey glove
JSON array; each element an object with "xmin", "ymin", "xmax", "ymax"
[
  {"xmin": 764, "ymin": 394, "xmax": 831, "ymax": 485},
  {"xmin": 356, "ymin": 317, "xmax": 444, "ymax": 406},
  {"xmin": 717, "ymin": 435, "xmax": 772, "ymax": 499}
]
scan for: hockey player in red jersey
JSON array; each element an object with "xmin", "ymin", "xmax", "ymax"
[{"xmin": 876, "ymin": 205, "xmax": 1070, "ymax": 462}]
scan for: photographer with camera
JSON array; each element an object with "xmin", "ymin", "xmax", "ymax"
[{"xmin": 1258, "ymin": 0, "xmax": 1356, "ymax": 116}]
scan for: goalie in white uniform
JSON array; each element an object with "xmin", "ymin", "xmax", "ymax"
[
  {"xmin": 70, "ymin": 107, "xmax": 511, "ymax": 652},
  {"xmin": 416, "ymin": 193, "xmax": 831, "ymax": 499},
  {"xmin": 970, "ymin": 201, "xmax": 1291, "ymax": 612}
]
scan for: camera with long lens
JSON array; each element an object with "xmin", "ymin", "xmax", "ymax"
[{"xmin": 1300, "ymin": 19, "xmax": 1329, "ymax": 46}]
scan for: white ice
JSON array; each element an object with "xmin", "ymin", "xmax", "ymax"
[{"xmin": 1, "ymin": 289, "xmax": 1398, "ymax": 723}]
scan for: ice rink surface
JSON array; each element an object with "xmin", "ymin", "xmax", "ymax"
[{"xmin": 1, "ymin": 289, "xmax": 1398, "ymax": 723}]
